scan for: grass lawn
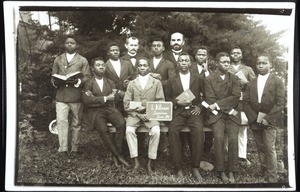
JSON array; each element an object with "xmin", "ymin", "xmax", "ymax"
[{"xmin": 16, "ymin": 127, "xmax": 290, "ymax": 189}]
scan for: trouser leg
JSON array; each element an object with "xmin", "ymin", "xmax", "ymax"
[
  {"xmin": 126, "ymin": 126, "xmax": 138, "ymax": 158},
  {"xmin": 211, "ymin": 119, "xmax": 226, "ymax": 172},
  {"xmin": 238, "ymin": 125, "xmax": 248, "ymax": 158},
  {"xmin": 148, "ymin": 125, "xmax": 160, "ymax": 159},
  {"xmin": 263, "ymin": 129, "xmax": 278, "ymax": 181},
  {"xmin": 56, "ymin": 102, "xmax": 70, "ymax": 152},
  {"xmin": 69, "ymin": 103, "xmax": 82, "ymax": 152},
  {"xmin": 226, "ymin": 119, "xmax": 239, "ymax": 172}
]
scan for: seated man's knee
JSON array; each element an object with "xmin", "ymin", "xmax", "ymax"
[
  {"xmin": 150, "ymin": 125, "xmax": 160, "ymax": 135},
  {"xmin": 126, "ymin": 126, "xmax": 136, "ymax": 134}
]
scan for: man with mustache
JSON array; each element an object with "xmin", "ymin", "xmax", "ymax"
[{"xmin": 121, "ymin": 36, "xmax": 144, "ymax": 70}]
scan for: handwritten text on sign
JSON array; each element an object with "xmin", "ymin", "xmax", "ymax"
[{"xmin": 146, "ymin": 102, "xmax": 173, "ymax": 121}]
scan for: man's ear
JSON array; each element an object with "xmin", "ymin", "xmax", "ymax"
[{"xmin": 124, "ymin": 44, "xmax": 128, "ymax": 49}]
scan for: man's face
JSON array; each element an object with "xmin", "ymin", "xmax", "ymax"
[
  {"xmin": 64, "ymin": 38, "xmax": 78, "ymax": 54},
  {"xmin": 256, "ymin": 56, "xmax": 271, "ymax": 75},
  {"xmin": 218, "ymin": 56, "xmax": 231, "ymax": 72},
  {"xmin": 93, "ymin": 60, "xmax": 106, "ymax": 76},
  {"xmin": 151, "ymin": 41, "xmax": 165, "ymax": 56},
  {"xmin": 195, "ymin": 49, "xmax": 208, "ymax": 64},
  {"xmin": 107, "ymin": 45, "xmax": 120, "ymax": 60},
  {"xmin": 170, "ymin": 33, "xmax": 185, "ymax": 51},
  {"xmin": 178, "ymin": 55, "xmax": 191, "ymax": 73},
  {"xmin": 230, "ymin": 48, "xmax": 243, "ymax": 63},
  {"xmin": 137, "ymin": 59, "xmax": 150, "ymax": 76},
  {"xmin": 125, "ymin": 38, "xmax": 139, "ymax": 55}
]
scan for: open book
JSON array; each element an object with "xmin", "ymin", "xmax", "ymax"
[
  {"xmin": 176, "ymin": 89, "xmax": 196, "ymax": 102},
  {"xmin": 52, "ymin": 71, "xmax": 82, "ymax": 81}
]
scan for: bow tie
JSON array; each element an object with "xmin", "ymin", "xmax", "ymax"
[
  {"xmin": 130, "ymin": 56, "xmax": 136, "ymax": 59},
  {"xmin": 173, "ymin": 52, "xmax": 181, "ymax": 55}
]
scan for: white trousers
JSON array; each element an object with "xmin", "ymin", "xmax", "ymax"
[
  {"xmin": 126, "ymin": 125, "xmax": 160, "ymax": 159},
  {"xmin": 238, "ymin": 126, "xmax": 248, "ymax": 158}
]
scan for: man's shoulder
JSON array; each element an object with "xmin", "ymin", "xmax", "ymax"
[{"xmin": 120, "ymin": 59, "xmax": 132, "ymax": 66}]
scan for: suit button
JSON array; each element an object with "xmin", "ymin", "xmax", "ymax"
[{"xmin": 66, "ymin": 85, "xmax": 68, "ymax": 87}]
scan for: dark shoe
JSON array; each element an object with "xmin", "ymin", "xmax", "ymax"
[
  {"xmin": 228, "ymin": 172, "xmax": 235, "ymax": 183},
  {"xmin": 177, "ymin": 169, "xmax": 184, "ymax": 178},
  {"xmin": 192, "ymin": 168, "xmax": 203, "ymax": 182},
  {"xmin": 217, "ymin": 171, "xmax": 228, "ymax": 183}
]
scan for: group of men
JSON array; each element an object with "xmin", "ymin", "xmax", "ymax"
[{"xmin": 51, "ymin": 32, "xmax": 284, "ymax": 183}]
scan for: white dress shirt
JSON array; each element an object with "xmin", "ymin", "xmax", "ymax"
[
  {"xmin": 95, "ymin": 78, "xmax": 104, "ymax": 91},
  {"xmin": 179, "ymin": 72, "xmax": 190, "ymax": 91},
  {"xmin": 128, "ymin": 53, "xmax": 137, "ymax": 66},
  {"xmin": 197, "ymin": 64, "xmax": 210, "ymax": 77},
  {"xmin": 153, "ymin": 57, "xmax": 162, "ymax": 69},
  {"xmin": 138, "ymin": 74, "xmax": 150, "ymax": 90},
  {"xmin": 66, "ymin": 53, "xmax": 76, "ymax": 63},
  {"xmin": 257, "ymin": 73, "xmax": 270, "ymax": 103},
  {"xmin": 172, "ymin": 49, "xmax": 182, "ymax": 62},
  {"xmin": 109, "ymin": 59, "xmax": 121, "ymax": 77}
]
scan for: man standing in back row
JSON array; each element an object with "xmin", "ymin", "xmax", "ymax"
[
  {"xmin": 228, "ymin": 46, "xmax": 256, "ymax": 165},
  {"xmin": 121, "ymin": 36, "xmax": 144, "ymax": 70}
]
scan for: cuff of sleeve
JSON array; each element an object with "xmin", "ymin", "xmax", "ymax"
[
  {"xmin": 228, "ymin": 109, "xmax": 235, "ymax": 115},
  {"xmin": 104, "ymin": 96, "xmax": 107, "ymax": 102},
  {"xmin": 74, "ymin": 78, "xmax": 81, "ymax": 88},
  {"xmin": 215, "ymin": 103, "xmax": 220, "ymax": 110}
]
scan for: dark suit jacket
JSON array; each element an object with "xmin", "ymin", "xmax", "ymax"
[
  {"xmin": 228, "ymin": 63, "xmax": 256, "ymax": 92},
  {"xmin": 105, "ymin": 59, "xmax": 135, "ymax": 91},
  {"xmin": 52, "ymin": 53, "xmax": 92, "ymax": 102},
  {"xmin": 165, "ymin": 72, "xmax": 204, "ymax": 118},
  {"xmin": 163, "ymin": 50, "xmax": 194, "ymax": 73},
  {"xmin": 204, "ymin": 70, "xmax": 241, "ymax": 125},
  {"xmin": 120, "ymin": 53, "xmax": 145, "ymax": 70},
  {"xmin": 82, "ymin": 77, "xmax": 122, "ymax": 128},
  {"xmin": 190, "ymin": 62, "xmax": 214, "ymax": 78},
  {"xmin": 243, "ymin": 74, "xmax": 285, "ymax": 129},
  {"xmin": 149, "ymin": 57, "xmax": 176, "ymax": 85}
]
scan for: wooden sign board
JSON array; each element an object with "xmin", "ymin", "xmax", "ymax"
[{"xmin": 146, "ymin": 102, "xmax": 173, "ymax": 121}]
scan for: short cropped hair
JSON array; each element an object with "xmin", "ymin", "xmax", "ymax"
[
  {"xmin": 215, "ymin": 52, "xmax": 230, "ymax": 63},
  {"xmin": 90, "ymin": 57, "xmax": 105, "ymax": 67},
  {"xmin": 65, "ymin": 34, "xmax": 78, "ymax": 43},
  {"xmin": 194, "ymin": 46, "xmax": 209, "ymax": 55},
  {"xmin": 125, "ymin": 36, "xmax": 139, "ymax": 44},
  {"xmin": 106, "ymin": 42, "xmax": 119, "ymax": 52},
  {"xmin": 230, "ymin": 46, "xmax": 242, "ymax": 53},
  {"xmin": 137, "ymin": 57, "xmax": 149, "ymax": 64},
  {"xmin": 152, "ymin": 38, "xmax": 164, "ymax": 44}
]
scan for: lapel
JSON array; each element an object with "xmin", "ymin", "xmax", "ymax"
[
  {"xmin": 153, "ymin": 58, "xmax": 164, "ymax": 72},
  {"xmin": 106, "ymin": 60, "xmax": 119, "ymax": 79},
  {"xmin": 132, "ymin": 77, "xmax": 143, "ymax": 92},
  {"xmin": 102, "ymin": 78, "xmax": 109, "ymax": 94},
  {"xmin": 119, "ymin": 60, "xmax": 126, "ymax": 80},
  {"xmin": 250, "ymin": 78, "xmax": 258, "ymax": 103},
  {"xmin": 67, "ymin": 53, "xmax": 80, "ymax": 67},
  {"xmin": 143, "ymin": 76, "xmax": 155, "ymax": 93},
  {"xmin": 228, "ymin": 64, "xmax": 238, "ymax": 74},
  {"xmin": 261, "ymin": 74, "xmax": 273, "ymax": 102},
  {"xmin": 174, "ymin": 75, "xmax": 184, "ymax": 93}
]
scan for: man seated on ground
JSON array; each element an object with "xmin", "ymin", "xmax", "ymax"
[
  {"xmin": 82, "ymin": 57, "xmax": 129, "ymax": 167},
  {"xmin": 123, "ymin": 57, "xmax": 165, "ymax": 174},
  {"xmin": 165, "ymin": 52, "xmax": 205, "ymax": 182}
]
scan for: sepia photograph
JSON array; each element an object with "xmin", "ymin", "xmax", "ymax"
[{"xmin": 4, "ymin": 1, "xmax": 296, "ymax": 191}]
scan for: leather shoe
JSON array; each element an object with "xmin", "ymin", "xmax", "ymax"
[
  {"xmin": 228, "ymin": 172, "xmax": 235, "ymax": 183},
  {"xmin": 217, "ymin": 171, "xmax": 228, "ymax": 182}
]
